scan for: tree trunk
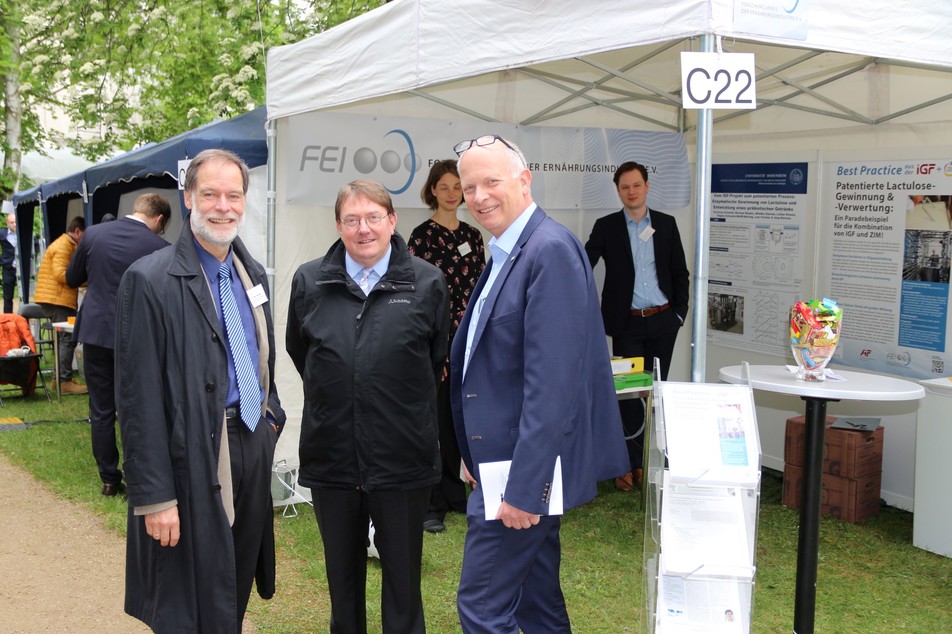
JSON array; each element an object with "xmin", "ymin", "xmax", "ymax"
[{"xmin": 2, "ymin": 7, "xmax": 23, "ymax": 201}]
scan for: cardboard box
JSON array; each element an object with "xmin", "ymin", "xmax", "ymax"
[
  {"xmin": 784, "ymin": 415, "xmax": 884, "ymax": 479},
  {"xmin": 782, "ymin": 464, "xmax": 881, "ymax": 523}
]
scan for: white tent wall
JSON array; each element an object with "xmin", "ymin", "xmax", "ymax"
[{"xmin": 266, "ymin": 0, "xmax": 952, "ymax": 507}]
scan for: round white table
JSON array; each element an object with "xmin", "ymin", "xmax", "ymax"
[{"xmin": 719, "ymin": 365, "xmax": 924, "ymax": 634}]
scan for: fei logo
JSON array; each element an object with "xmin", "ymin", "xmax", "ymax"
[
  {"xmin": 299, "ymin": 129, "xmax": 419, "ymax": 195},
  {"xmin": 885, "ymin": 351, "xmax": 912, "ymax": 367}
]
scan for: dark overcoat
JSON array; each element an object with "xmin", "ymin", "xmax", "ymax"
[{"xmin": 115, "ymin": 220, "xmax": 285, "ymax": 633}]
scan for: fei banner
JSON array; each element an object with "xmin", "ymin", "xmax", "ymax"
[{"xmin": 285, "ymin": 112, "xmax": 690, "ymax": 211}]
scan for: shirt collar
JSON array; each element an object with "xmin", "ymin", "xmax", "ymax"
[
  {"xmin": 489, "ymin": 202, "xmax": 537, "ymax": 258},
  {"xmin": 345, "ymin": 244, "xmax": 392, "ymax": 279},
  {"xmin": 624, "ymin": 208, "xmax": 652, "ymax": 228},
  {"xmin": 194, "ymin": 237, "xmax": 233, "ymax": 284}
]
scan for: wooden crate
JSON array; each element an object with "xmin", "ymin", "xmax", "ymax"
[
  {"xmin": 784, "ymin": 415, "xmax": 884, "ymax": 479},
  {"xmin": 782, "ymin": 464, "xmax": 882, "ymax": 523}
]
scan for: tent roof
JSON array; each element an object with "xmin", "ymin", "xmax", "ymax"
[
  {"xmin": 11, "ymin": 184, "xmax": 41, "ymax": 208},
  {"xmin": 266, "ymin": 0, "xmax": 952, "ymax": 131},
  {"xmin": 41, "ymin": 168, "xmax": 88, "ymax": 200},
  {"xmin": 84, "ymin": 107, "xmax": 267, "ymax": 195}
]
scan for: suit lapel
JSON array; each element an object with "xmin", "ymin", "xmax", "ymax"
[
  {"xmin": 467, "ymin": 209, "xmax": 545, "ymax": 361},
  {"xmin": 614, "ymin": 210, "xmax": 635, "ymax": 269},
  {"xmin": 232, "ymin": 254, "xmax": 270, "ymax": 393}
]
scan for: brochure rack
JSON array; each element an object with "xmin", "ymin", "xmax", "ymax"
[{"xmin": 644, "ymin": 378, "xmax": 762, "ymax": 633}]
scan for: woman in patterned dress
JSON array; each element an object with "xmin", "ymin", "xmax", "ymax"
[{"xmin": 408, "ymin": 159, "xmax": 486, "ymax": 533}]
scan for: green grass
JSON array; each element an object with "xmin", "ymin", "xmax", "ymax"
[{"xmin": 0, "ymin": 383, "xmax": 951, "ymax": 632}]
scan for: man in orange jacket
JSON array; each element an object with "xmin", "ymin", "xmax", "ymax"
[{"xmin": 34, "ymin": 217, "xmax": 86, "ymax": 394}]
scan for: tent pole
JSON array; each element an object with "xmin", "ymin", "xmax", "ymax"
[
  {"xmin": 690, "ymin": 34, "xmax": 714, "ymax": 383},
  {"xmin": 266, "ymin": 119, "xmax": 277, "ymax": 321}
]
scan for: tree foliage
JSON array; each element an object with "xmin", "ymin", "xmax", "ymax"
[{"xmin": 0, "ymin": 0, "xmax": 387, "ymax": 198}]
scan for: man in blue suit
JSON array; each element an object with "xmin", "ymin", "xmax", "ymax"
[
  {"xmin": 0, "ymin": 213, "xmax": 18, "ymax": 313},
  {"xmin": 66, "ymin": 194, "xmax": 170, "ymax": 496},
  {"xmin": 450, "ymin": 135, "xmax": 629, "ymax": 633}
]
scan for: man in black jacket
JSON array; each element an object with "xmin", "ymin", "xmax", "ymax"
[
  {"xmin": 585, "ymin": 161, "xmax": 690, "ymax": 489},
  {"xmin": 287, "ymin": 179, "xmax": 449, "ymax": 634}
]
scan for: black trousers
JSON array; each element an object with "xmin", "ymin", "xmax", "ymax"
[
  {"xmin": 2, "ymin": 266, "xmax": 15, "ymax": 314},
  {"xmin": 427, "ymin": 377, "xmax": 467, "ymax": 521},
  {"xmin": 38, "ymin": 302, "xmax": 77, "ymax": 381},
  {"xmin": 612, "ymin": 309, "xmax": 681, "ymax": 470},
  {"xmin": 227, "ymin": 414, "xmax": 278, "ymax": 625},
  {"xmin": 312, "ymin": 486, "xmax": 431, "ymax": 634},
  {"xmin": 84, "ymin": 343, "xmax": 122, "ymax": 485}
]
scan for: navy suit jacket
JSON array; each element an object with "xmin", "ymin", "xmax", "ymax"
[
  {"xmin": 0, "ymin": 228, "xmax": 16, "ymax": 270},
  {"xmin": 585, "ymin": 208, "xmax": 690, "ymax": 338},
  {"xmin": 450, "ymin": 207, "xmax": 628, "ymax": 515},
  {"xmin": 66, "ymin": 216, "xmax": 168, "ymax": 349}
]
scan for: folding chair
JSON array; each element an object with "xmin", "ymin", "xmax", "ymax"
[
  {"xmin": 18, "ymin": 303, "xmax": 55, "ymax": 361},
  {"xmin": 0, "ymin": 352, "xmax": 51, "ymax": 405}
]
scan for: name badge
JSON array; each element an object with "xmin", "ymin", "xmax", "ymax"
[
  {"xmin": 246, "ymin": 284, "xmax": 268, "ymax": 308},
  {"xmin": 639, "ymin": 225, "xmax": 655, "ymax": 241},
  {"xmin": 458, "ymin": 241, "xmax": 473, "ymax": 257}
]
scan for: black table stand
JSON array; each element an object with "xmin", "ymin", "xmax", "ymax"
[{"xmin": 793, "ymin": 396, "xmax": 839, "ymax": 634}]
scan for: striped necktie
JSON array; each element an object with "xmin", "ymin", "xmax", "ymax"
[
  {"xmin": 358, "ymin": 268, "xmax": 373, "ymax": 295},
  {"xmin": 218, "ymin": 261, "xmax": 261, "ymax": 431}
]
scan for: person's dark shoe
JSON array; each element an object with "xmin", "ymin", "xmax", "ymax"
[
  {"xmin": 423, "ymin": 518, "xmax": 446, "ymax": 534},
  {"xmin": 101, "ymin": 482, "xmax": 124, "ymax": 497},
  {"xmin": 633, "ymin": 468, "xmax": 644, "ymax": 489}
]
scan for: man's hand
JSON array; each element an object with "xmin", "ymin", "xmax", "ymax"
[
  {"xmin": 462, "ymin": 461, "xmax": 478, "ymax": 489},
  {"xmin": 496, "ymin": 501, "xmax": 541, "ymax": 530},
  {"xmin": 144, "ymin": 505, "xmax": 181, "ymax": 547}
]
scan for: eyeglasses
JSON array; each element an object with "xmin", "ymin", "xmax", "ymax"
[
  {"xmin": 453, "ymin": 135, "xmax": 517, "ymax": 157},
  {"xmin": 339, "ymin": 214, "xmax": 389, "ymax": 231}
]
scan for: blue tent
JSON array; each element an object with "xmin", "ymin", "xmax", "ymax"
[
  {"xmin": 9, "ymin": 107, "xmax": 267, "ymax": 301},
  {"xmin": 84, "ymin": 107, "xmax": 267, "ymax": 224}
]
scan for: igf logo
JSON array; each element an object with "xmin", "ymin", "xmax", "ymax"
[
  {"xmin": 860, "ymin": 349, "xmax": 872, "ymax": 357},
  {"xmin": 917, "ymin": 163, "xmax": 937, "ymax": 175},
  {"xmin": 299, "ymin": 129, "xmax": 418, "ymax": 195}
]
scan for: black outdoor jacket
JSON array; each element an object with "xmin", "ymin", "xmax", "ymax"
[{"xmin": 287, "ymin": 233, "xmax": 448, "ymax": 491}]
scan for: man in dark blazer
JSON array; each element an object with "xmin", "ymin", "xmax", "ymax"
[
  {"xmin": 0, "ymin": 213, "xmax": 18, "ymax": 313},
  {"xmin": 585, "ymin": 161, "xmax": 690, "ymax": 489},
  {"xmin": 66, "ymin": 194, "xmax": 171, "ymax": 496},
  {"xmin": 451, "ymin": 135, "xmax": 629, "ymax": 633}
]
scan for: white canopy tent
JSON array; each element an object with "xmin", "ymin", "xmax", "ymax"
[{"xmin": 265, "ymin": 0, "xmax": 952, "ymax": 503}]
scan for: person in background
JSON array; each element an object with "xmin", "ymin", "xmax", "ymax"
[
  {"xmin": 0, "ymin": 213, "xmax": 18, "ymax": 313},
  {"xmin": 34, "ymin": 216, "xmax": 86, "ymax": 394},
  {"xmin": 408, "ymin": 159, "xmax": 485, "ymax": 534},
  {"xmin": 584, "ymin": 161, "xmax": 690, "ymax": 491},
  {"xmin": 115, "ymin": 149, "xmax": 285, "ymax": 632},
  {"xmin": 451, "ymin": 135, "xmax": 628, "ymax": 633},
  {"xmin": 287, "ymin": 179, "xmax": 448, "ymax": 634},
  {"xmin": 66, "ymin": 194, "xmax": 170, "ymax": 497}
]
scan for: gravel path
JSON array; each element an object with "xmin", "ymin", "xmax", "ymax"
[{"xmin": 0, "ymin": 453, "xmax": 150, "ymax": 632}]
